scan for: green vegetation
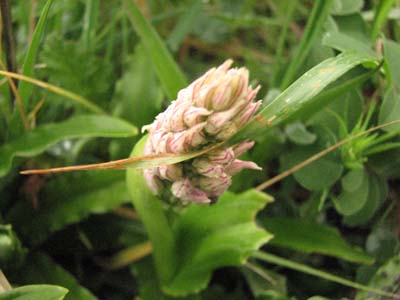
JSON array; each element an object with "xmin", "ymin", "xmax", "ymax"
[{"xmin": 1, "ymin": 0, "xmax": 400, "ymax": 299}]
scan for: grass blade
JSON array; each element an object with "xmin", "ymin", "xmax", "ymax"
[
  {"xmin": 280, "ymin": 0, "xmax": 334, "ymax": 89},
  {"xmin": 123, "ymin": 0, "xmax": 187, "ymax": 99},
  {"xmin": 230, "ymin": 51, "xmax": 379, "ymax": 144},
  {"xmin": 9, "ymin": 0, "xmax": 54, "ymax": 138},
  {"xmin": 0, "ymin": 71, "xmax": 106, "ymax": 114},
  {"xmin": 0, "ymin": 115, "xmax": 137, "ymax": 177},
  {"xmin": 371, "ymin": 0, "xmax": 396, "ymax": 39},
  {"xmin": 253, "ymin": 251, "xmax": 400, "ymax": 299},
  {"xmin": 166, "ymin": 0, "xmax": 202, "ymax": 52}
]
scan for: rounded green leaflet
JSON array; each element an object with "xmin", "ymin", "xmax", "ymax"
[
  {"xmin": 344, "ymin": 173, "xmax": 387, "ymax": 226},
  {"xmin": 333, "ymin": 168, "xmax": 370, "ymax": 216},
  {"xmin": 281, "ymin": 145, "xmax": 343, "ymax": 191},
  {"xmin": 284, "ymin": 121, "xmax": 317, "ymax": 145}
]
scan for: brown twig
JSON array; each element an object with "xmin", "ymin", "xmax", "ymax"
[
  {"xmin": 0, "ymin": 0, "xmax": 17, "ymax": 74},
  {"xmin": 20, "ymin": 142, "xmax": 223, "ymax": 175},
  {"xmin": 256, "ymin": 119, "xmax": 400, "ymax": 191},
  {"xmin": 0, "ymin": 60, "xmax": 30, "ymax": 130}
]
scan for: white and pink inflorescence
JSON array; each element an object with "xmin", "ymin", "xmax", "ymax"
[{"xmin": 142, "ymin": 59, "xmax": 262, "ymax": 204}]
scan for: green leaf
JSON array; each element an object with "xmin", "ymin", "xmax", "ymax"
[
  {"xmin": 322, "ymin": 32, "xmax": 376, "ymax": 57},
  {"xmin": 333, "ymin": 168, "xmax": 370, "ymax": 216},
  {"xmin": 281, "ymin": 146, "xmax": 343, "ymax": 191},
  {"xmin": 331, "ymin": 0, "xmax": 363, "ymax": 15},
  {"xmin": 355, "ymin": 252, "xmax": 400, "ymax": 299},
  {"xmin": 6, "ymin": 172, "xmax": 130, "ymax": 246},
  {"xmin": 280, "ymin": 0, "xmax": 335, "ymax": 88},
  {"xmin": 254, "ymin": 251, "xmax": 396, "ymax": 299},
  {"xmin": 166, "ymin": 0, "xmax": 203, "ymax": 52},
  {"xmin": 383, "ymin": 38, "xmax": 400, "ymax": 91},
  {"xmin": 344, "ymin": 173, "xmax": 387, "ymax": 226},
  {"xmin": 379, "ymin": 88, "xmax": 400, "ymax": 132},
  {"xmin": 9, "ymin": 0, "xmax": 54, "ymax": 139},
  {"xmin": 370, "ymin": 0, "xmax": 396, "ymax": 39},
  {"xmin": 19, "ymin": 252, "xmax": 95, "ymax": 300},
  {"xmin": 123, "ymin": 0, "xmax": 187, "ymax": 99},
  {"xmin": 0, "ymin": 225, "xmax": 26, "ymax": 270},
  {"xmin": 284, "ymin": 122, "xmax": 317, "ymax": 145},
  {"xmin": 230, "ymin": 51, "xmax": 378, "ymax": 144},
  {"xmin": 113, "ymin": 44, "xmax": 163, "ymax": 127},
  {"xmin": 262, "ymin": 218, "xmax": 374, "ymax": 264},
  {"xmin": 164, "ymin": 190, "xmax": 273, "ymax": 296},
  {"xmin": 0, "ymin": 285, "xmax": 68, "ymax": 300},
  {"xmin": 0, "ymin": 115, "xmax": 138, "ymax": 177},
  {"xmin": 126, "ymin": 136, "xmax": 176, "ymax": 286}
]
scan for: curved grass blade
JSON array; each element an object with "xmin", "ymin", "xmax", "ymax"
[
  {"xmin": 280, "ymin": 0, "xmax": 334, "ymax": 89},
  {"xmin": 230, "ymin": 51, "xmax": 379, "ymax": 144},
  {"xmin": 10, "ymin": 0, "xmax": 54, "ymax": 138},
  {"xmin": 126, "ymin": 136, "xmax": 176, "ymax": 285},
  {"xmin": 0, "ymin": 71, "xmax": 105, "ymax": 114},
  {"xmin": 1, "ymin": 115, "xmax": 137, "ymax": 177},
  {"xmin": 253, "ymin": 251, "xmax": 400, "ymax": 299},
  {"xmin": 123, "ymin": 0, "xmax": 187, "ymax": 99},
  {"xmin": 370, "ymin": 0, "xmax": 396, "ymax": 39}
]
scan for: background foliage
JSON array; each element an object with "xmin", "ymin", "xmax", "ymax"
[{"xmin": 1, "ymin": 0, "xmax": 400, "ymax": 299}]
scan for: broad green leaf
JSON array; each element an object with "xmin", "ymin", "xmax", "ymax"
[
  {"xmin": 262, "ymin": 218, "xmax": 373, "ymax": 264},
  {"xmin": 0, "ymin": 115, "xmax": 138, "ymax": 177},
  {"xmin": 164, "ymin": 190, "xmax": 273, "ymax": 296},
  {"xmin": 281, "ymin": 146, "xmax": 343, "ymax": 191},
  {"xmin": 230, "ymin": 51, "xmax": 378, "ymax": 144},
  {"xmin": 322, "ymin": 32, "xmax": 376, "ymax": 57},
  {"xmin": 0, "ymin": 225, "xmax": 26, "ymax": 270},
  {"xmin": 6, "ymin": 172, "xmax": 129, "ymax": 246},
  {"xmin": 331, "ymin": 0, "xmax": 363, "ymax": 15},
  {"xmin": 379, "ymin": 87, "xmax": 400, "ymax": 131},
  {"xmin": 334, "ymin": 13, "xmax": 369, "ymax": 44},
  {"xmin": 355, "ymin": 252, "xmax": 400, "ymax": 299},
  {"xmin": 280, "ymin": 0, "xmax": 334, "ymax": 88},
  {"xmin": 284, "ymin": 122, "xmax": 317, "ymax": 145},
  {"xmin": 9, "ymin": 0, "xmax": 54, "ymax": 139},
  {"xmin": 383, "ymin": 38, "xmax": 400, "ymax": 91},
  {"xmin": 0, "ymin": 285, "xmax": 68, "ymax": 300},
  {"xmin": 123, "ymin": 0, "xmax": 187, "ymax": 99},
  {"xmin": 333, "ymin": 168, "xmax": 370, "ymax": 216},
  {"xmin": 344, "ymin": 173, "xmax": 387, "ymax": 226},
  {"xmin": 19, "ymin": 252, "xmax": 95, "ymax": 300}
]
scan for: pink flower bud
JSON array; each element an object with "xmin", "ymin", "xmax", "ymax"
[
  {"xmin": 171, "ymin": 179, "xmax": 211, "ymax": 204},
  {"xmin": 225, "ymin": 159, "xmax": 262, "ymax": 175},
  {"xmin": 195, "ymin": 174, "xmax": 232, "ymax": 197},
  {"xmin": 142, "ymin": 59, "xmax": 263, "ymax": 204},
  {"xmin": 157, "ymin": 164, "xmax": 183, "ymax": 181},
  {"xmin": 233, "ymin": 141, "xmax": 255, "ymax": 157},
  {"xmin": 192, "ymin": 158, "xmax": 225, "ymax": 178},
  {"xmin": 144, "ymin": 169, "xmax": 163, "ymax": 194}
]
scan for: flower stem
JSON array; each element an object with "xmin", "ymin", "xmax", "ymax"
[{"xmin": 126, "ymin": 136, "xmax": 176, "ymax": 286}]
